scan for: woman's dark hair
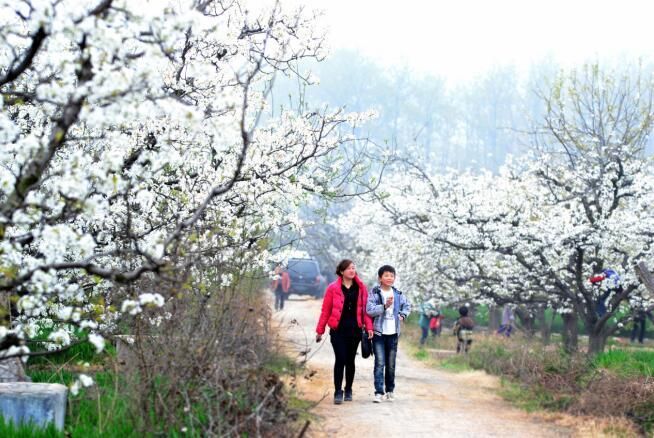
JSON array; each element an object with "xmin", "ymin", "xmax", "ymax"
[
  {"xmin": 335, "ymin": 259, "xmax": 354, "ymax": 277},
  {"xmin": 458, "ymin": 306, "xmax": 469, "ymax": 316},
  {"xmin": 377, "ymin": 265, "xmax": 396, "ymax": 278}
]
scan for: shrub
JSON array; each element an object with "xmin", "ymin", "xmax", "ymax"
[
  {"xmin": 118, "ymin": 285, "xmax": 293, "ymax": 436},
  {"xmin": 447, "ymin": 335, "xmax": 654, "ymax": 434},
  {"xmin": 22, "ymin": 269, "xmax": 299, "ymax": 436}
]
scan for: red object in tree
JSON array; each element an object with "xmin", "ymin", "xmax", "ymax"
[{"xmin": 589, "ymin": 274, "xmax": 606, "ymax": 284}]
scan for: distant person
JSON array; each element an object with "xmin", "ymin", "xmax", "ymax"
[
  {"xmin": 631, "ymin": 308, "xmax": 654, "ymax": 344},
  {"xmin": 271, "ymin": 264, "xmax": 290, "ymax": 311},
  {"xmin": 453, "ymin": 306, "xmax": 474, "ymax": 354},
  {"xmin": 589, "ymin": 269, "xmax": 621, "ymax": 317},
  {"xmin": 418, "ymin": 300, "xmax": 436, "ymax": 345},
  {"xmin": 497, "ymin": 304, "xmax": 515, "ymax": 337},
  {"xmin": 429, "ymin": 312, "xmax": 443, "ymax": 336},
  {"xmin": 366, "ymin": 265, "xmax": 411, "ymax": 403},
  {"xmin": 315, "ymin": 260, "xmax": 373, "ymax": 404}
]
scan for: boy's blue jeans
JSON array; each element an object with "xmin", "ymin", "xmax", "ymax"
[{"xmin": 373, "ymin": 334, "xmax": 398, "ymax": 395}]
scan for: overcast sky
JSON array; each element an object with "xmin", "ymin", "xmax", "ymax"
[{"xmin": 313, "ymin": 0, "xmax": 654, "ymax": 83}]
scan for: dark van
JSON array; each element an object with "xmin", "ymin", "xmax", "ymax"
[{"xmin": 287, "ymin": 258, "xmax": 326, "ymax": 298}]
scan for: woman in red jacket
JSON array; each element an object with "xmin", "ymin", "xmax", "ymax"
[{"xmin": 315, "ymin": 259, "xmax": 373, "ymax": 404}]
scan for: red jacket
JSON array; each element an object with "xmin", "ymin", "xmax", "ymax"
[
  {"xmin": 589, "ymin": 274, "xmax": 606, "ymax": 284},
  {"xmin": 271, "ymin": 271, "xmax": 290, "ymax": 293},
  {"xmin": 316, "ymin": 276, "xmax": 373, "ymax": 335}
]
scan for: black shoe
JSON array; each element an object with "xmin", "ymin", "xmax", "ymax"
[
  {"xmin": 344, "ymin": 389, "xmax": 352, "ymax": 401},
  {"xmin": 334, "ymin": 390, "xmax": 344, "ymax": 404}
]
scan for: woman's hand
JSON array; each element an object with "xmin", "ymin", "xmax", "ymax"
[
  {"xmin": 315, "ymin": 334, "xmax": 322, "ymax": 343},
  {"xmin": 367, "ymin": 330, "xmax": 373, "ymax": 339}
]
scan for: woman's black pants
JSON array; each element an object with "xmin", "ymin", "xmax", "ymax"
[{"xmin": 329, "ymin": 329, "xmax": 360, "ymax": 392}]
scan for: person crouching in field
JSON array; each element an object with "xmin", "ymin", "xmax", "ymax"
[
  {"xmin": 315, "ymin": 260, "xmax": 373, "ymax": 404},
  {"xmin": 366, "ymin": 265, "xmax": 411, "ymax": 403}
]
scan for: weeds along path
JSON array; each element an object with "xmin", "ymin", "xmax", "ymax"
[{"xmin": 276, "ymin": 296, "xmax": 572, "ymax": 438}]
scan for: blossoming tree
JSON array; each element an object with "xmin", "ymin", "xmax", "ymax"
[
  {"xmin": 0, "ymin": 0, "xmax": 368, "ymax": 378},
  {"xmin": 336, "ymin": 64, "xmax": 654, "ymax": 354}
]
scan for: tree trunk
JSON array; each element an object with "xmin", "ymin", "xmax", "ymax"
[
  {"xmin": 561, "ymin": 312, "xmax": 578, "ymax": 354},
  {"xmin": 515, "ymin": 306, "xmax": 536, "ymax": 338},
  {"xmin": 536, "ymin": 307, "xmax": 551, "ymax": 345},
  {"xmin": 635, "ymin": 262, "xmax": 654, "ymax": 295},
  {"xmin": 587, "ymin": 331, "xmax": 608, "ymax": 355},
  {"xmin": 488, "ymin": 305, "xmax": 501, "ymax": 332}
]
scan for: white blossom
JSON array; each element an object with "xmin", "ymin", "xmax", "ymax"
[{"xmin": 88, "ymin": 333, "xmax": 105, "ymax": 353}]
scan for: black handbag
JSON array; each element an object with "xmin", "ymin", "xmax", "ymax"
[{"xmin": 361, "ymin": 329, "xmax": 373, "ymax": 358}]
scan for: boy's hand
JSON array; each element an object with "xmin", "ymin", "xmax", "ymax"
[
  {"xmin": 385, "ymin": 296, "xmax": 393, "ymax": 308},
  {"xmin": 315, "ymin": 334, "xmax": 322, "ymax": 343},
  {"xmin": 367, "ymin": 330, "xmax": 373, "ymax": 339},
  {"xmin": 400, "ymin": 315, "xmax": 405, "ymax": 321}
]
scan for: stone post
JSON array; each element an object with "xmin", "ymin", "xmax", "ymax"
[{"xmin": 0, "ymin": 383, "xmax": 67, "ymax": 430}]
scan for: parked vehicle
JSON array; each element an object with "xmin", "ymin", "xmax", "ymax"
[{"xmin": 287, "ymin": 258, "xmax": 326, "ymax": 298}]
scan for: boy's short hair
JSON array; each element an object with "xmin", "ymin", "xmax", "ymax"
[
  {"xmin": 458, "ymin": 306, "xmax": 469, "ymax": 316},
  {"xmin": 377, "ymin": 265, "xmax": 396, "ymax": 278}
]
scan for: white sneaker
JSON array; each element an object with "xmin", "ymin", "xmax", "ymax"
[
  {"xmin": 385, "ymin": 392, "xmax": 394, "ymax": 402},
  {"xmin": 373, "ymin": 393, "xmax": 383, "ymax": 403}
]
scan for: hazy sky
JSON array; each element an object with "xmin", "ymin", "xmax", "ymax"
[{"xmin": 314, "ymin": 0, "xmax": 654, "ymax": 82}]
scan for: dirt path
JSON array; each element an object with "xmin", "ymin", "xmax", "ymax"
[{"xmin": 275, "ymin": 296, "xmax": 572, "ymax": 437}]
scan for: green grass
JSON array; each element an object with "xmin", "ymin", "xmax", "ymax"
[
  {"xmin": 497, "ymin": 379, "xmax": 573, "ymax": 412},
  {"xmin": 593, "ymin": 349, "xmax": 654, "ymax": 378},
  {"xmin": 287, "ymin": 394, "xmax": 316, "ymax": 426},
  {"xmin": 413, "ymin": 349, "xmax": 429, "ymax": 361},
  {"xmin": 438, "ymin": 355, "xmax": 473, "ymax": 373},
  {"xmin": 27, "ymin": 364, "xmax": 138, "ymax": 437},
  {"xmin": 65, "ymin": 372, "xmax": 136, "ymax": 437},
  {"xmin": 265, "ymin": 351, "xmax": 298, "ymax": 374},
  {"xmin": 0, "ymin": 369, "xmax": 135, "ymax": 438},
  {"xmin": 0, "ymin": 416, "xmax": 64, "ymax": 438},
  {"xmin": 25, "ymin": 325, "xmax": 117, "ymax": 367},
  {"xmin": 0, "ymin": 418, "xmax": 63, "ymax": 437},
  {"xmin": 27, "ymin": 369, "xmax": 76, "ymax": 386}
]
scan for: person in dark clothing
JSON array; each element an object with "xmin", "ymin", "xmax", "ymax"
[
  {"xmin": 271, "ymin": 265, "xmax": 290, "ymax": 310},
  {"xmin": 418, "ymin": 300, "xmax": 436, "ymax": 345},
  {"xmin": 631, "ymin": 309, "xmax": 653, "ymax": 344},
  {"xmin": 453, "ymin": 306, "xmax": 475, "ymax": 354},
  {"xmin": 315, "ymin": 260, "xmax": 373, "ymax": 404}
]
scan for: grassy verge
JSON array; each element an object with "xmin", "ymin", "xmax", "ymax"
[
  {"xmin": 22, "ymin": 343, "xmax": 138, "ymax": 438},
  {"xmin": 2, "ymin": 342, "xmax": 307, "ymax": 437},
  {"xmin": 592, "ymin": 349, "xmax": 654, "ymax": 378},
  {"xmin": 407, "ymin": 328, "xmax": 654, "ymax": 435},
  {"xmin": 265, "ymin": 350, "xmax": 317, "ymax": 428}
]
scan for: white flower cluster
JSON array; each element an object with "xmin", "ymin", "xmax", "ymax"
[{"xmin": 70, "ymin": 373, "xmax": 94, "ymax": 396}]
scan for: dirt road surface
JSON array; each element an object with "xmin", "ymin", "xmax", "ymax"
[{"xmin": 276, "ymin": 296, "xmax": 572, "ymax": 438}]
